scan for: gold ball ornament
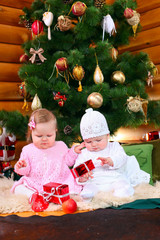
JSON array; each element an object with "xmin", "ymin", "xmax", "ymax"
[
  {"xmin": 111, "ymin": 71, "xmax": 125, "ymax": 84},
  {"xmin": 87, "ymin": 92, "xmax": 103, "ymax": 108},
  {"xmin": 93, "ymin": 65, "xmax": 104, "ymax": 84}
]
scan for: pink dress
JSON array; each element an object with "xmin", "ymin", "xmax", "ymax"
[{"xmin": 11, "ymin": 141, "xmax": 82, "ymax": 194}]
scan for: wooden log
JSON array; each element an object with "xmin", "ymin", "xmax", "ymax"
[
  {"xmin": 132, "ymin": 45, "xmax": 160, "ymax": 65},
  {"xmin": 140, "ymin": 8, "xmax": 160, "ymax": 31},
  {"xmin": 0, "ymin": 6, "xmax": 24, "ymax": 27},
  {"xmin": 0, "ymin": 82, "xmax": 22, "ymax": 100},
  {"xmin": 146, "ymin": 82, "xmax": 160, "ymax": 100},
  {"xmin": 0, "ymin": 0, "xmax": 33, "ymax": 9},
  {"xmin": 0, "ymin": 101, "xmax": 32, "ymax": 114},
  {"xmin": 137, "ymin": 0, "xmax": 160, "ymax": 13},
  {"xmin": 0, "ymin": 63, "xmax": 21, "ymax": 82},
  {"xmin": 119, "ymin": 26, "xmax": 160, "ymax": 52},
  {"xmin": 0, "ymin": 24, "xmax": 30, "ymax": 44},
  {"xmin": 0, "ymin": 43, "xmax": 24, "ymax": 63}
]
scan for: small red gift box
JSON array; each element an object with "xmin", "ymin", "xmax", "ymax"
[
  {"xmin": 43, "ymin": 182, "xmax": 70, "ymax": 204},
  {"xmin": 71, "ymin": 159, "xmax": 95, "ymax": 178}
]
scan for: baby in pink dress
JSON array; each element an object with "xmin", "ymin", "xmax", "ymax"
[{"xmin": 11, "ymin": 108, "xmax": 84, "ymax": 198}]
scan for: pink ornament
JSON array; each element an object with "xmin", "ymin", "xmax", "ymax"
[
  {"xmin": 124, "ymin": 8, "xmax": 134, "ymax": 19},
  {"xmin": 31, "ymin": 20, "xmax": 44, "ymax": 35},
  {"xmin": 72, "ymin": 1, "xmax": 87, "ymax": 17},
  {"xmin": 55, "ymin": 57, "xmax": 68, "ymax": 71}
]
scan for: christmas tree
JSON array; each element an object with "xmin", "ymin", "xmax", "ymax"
[{"xmin": 0, "ymin": 0, "xmax": 160, "ymax": 145}]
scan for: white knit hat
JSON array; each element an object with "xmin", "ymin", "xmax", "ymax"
[{"xmin": 80, "ymin": 108, "xmax": 110, "ymax": 140}]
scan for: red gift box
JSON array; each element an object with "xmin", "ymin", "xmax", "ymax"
[
  {"xmin": 43, "ymin": 182, "xmax": 70, "ymax": 204},
  {"xmin": 71, "ymin": 159, "xmax": 95, "ymax": 178}
]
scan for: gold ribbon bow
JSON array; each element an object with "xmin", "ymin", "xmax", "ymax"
[{"xmin": 29, "ymin": 48, "xmax": 47, "ymax": 64}]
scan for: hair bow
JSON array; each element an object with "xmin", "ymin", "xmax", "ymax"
[{"xmin": 28, "ymin": 119, "xmax": 36, "ymax": 130}]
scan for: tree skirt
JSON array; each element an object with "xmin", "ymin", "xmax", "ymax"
[{"xmin": 1, "ymin": 177, "xmax": 160, "ymax": 214}]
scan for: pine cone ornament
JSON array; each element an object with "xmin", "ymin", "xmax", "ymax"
[
  {"xmin": 64, "ymin": 125, "xmax": 72, "ymax": 135},
  {"xmin": 94, "ymin": 0, "xmax": 106, "ymax": 9}
]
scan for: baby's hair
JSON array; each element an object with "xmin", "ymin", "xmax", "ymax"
[{"xmin": 27, "ymin": 108, "xmax": 57, "ymax": 142}]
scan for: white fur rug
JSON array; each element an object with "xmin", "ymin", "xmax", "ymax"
[{"xmin": 1, "ymin": 177, "xmax": 160, "ymax": 214}]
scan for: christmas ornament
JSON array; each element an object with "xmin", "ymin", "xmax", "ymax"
[
  {"xmin": 93, "ymin": 53, "xmax": 104, "ymax": 84},
  {"xmin": 31, "ymin": 94, "xmax": 42, "ymax": 111},
  {"xmin": 19, "ymin": 53, "xmax": 29, "ymax": 63},
  {"xmin": 29, "ymin": 193, "xmax": 49, "ymax": 212},
  {"xmin": 148, "ymin": 61, "xmax": 158, "ymax": 77},
  {"xmin": 62, "ymin": 198, "xmax": 77, "ymax": 214},
  {"xmin": 87, "ymin": 92, "xmax": 103, "ymax": 108},
  {"xmin": 53, "ymin": 91, "xmax": 67, "ymax": 107},
  {"xmin": 145, "ymin": 131, "xmax": 160, "ymax": 141},
  {"xmin": 93, "ymin": 65, "xmax": 104, "ymax": 84},
  {"xmin": 111, "ymin": 71, "xmax": 125, "ymax": 84},
  {"xmin": 102, "ymin": 14, "xmax": 116, "ymax": 41},
  {"xmin": 55, "ymin": 57, "xmax": 68, "ymax": 71},
  {"xmin": 43, "ymin": 12, "xmax": 54, "ymax": 40},
  {"xmin": 141, "ymin": 99, "xmax": 148, "ymax": 124},
  {"xmin": 29, "ymin": 48, "xmax": 47, "ymax": 64},
  {"xmin": 64, "ymin": 125, "xmax": 72, "ymax": 135},
  {"xmin": 127, "ymin": 96, "xmax": 148, "ymax": 123},
  {"xmin": 147, "ymin": 72, "xmax": 154, "ymax": 87},
  {"xmin": 127, "ymin": 11, "xmax": 140, "ymax": 38},
  {"xmin": 127, "ymin": 96, "xmax": 142, "ymax": 113},
  {"xmin": 18, "ymin": 81, "xmax": 30, "ymax": 111},
  {"xmin": 71, "ymin": 1, "xmax": 87, "ymax": 17},
  {"xmin": 31, "ymin": 20, "xmax": 44, "ymax": 35},
  {"xmin": 72, "ymin": 65, "xmax": 85, "ymax": 92},
  {"xmin": 124, "ymin": 8, "xmax": 134, "ymax": 19},
  {"xmin": 56, "ymin": 15, "xmax": 72, "ymax": 31},
  {"xmin": 111, "ymin": 47, "xmax": 118, "ymax": 61},
  {"xmin": 94, "ymin": 0, "xmax": 106, "ymax": 9},
  {"xmin": 55, "ymin": 58, "xmax": 70, "ymax": 84}
]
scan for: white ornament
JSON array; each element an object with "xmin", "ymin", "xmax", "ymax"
[
  {"xmin": 31, "ymin": 94, "xmax": 42, "ymax": 111},
  {"xmin": 43, "ymin": 12, "xmax": 54, "ymax": 40},
  {"xmin": 93, "ymin": 65, "xmax": 104, "ymax": 84},
  {"xmin": 102, "ymin": 14, "xmax": 116, "ymax": 41}
]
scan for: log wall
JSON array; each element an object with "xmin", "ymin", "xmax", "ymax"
[{"xmin": 0, "ymin": 0, "xmax": 160, "ymax": 162}]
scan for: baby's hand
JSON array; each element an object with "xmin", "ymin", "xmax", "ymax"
[
  {"xmin": 97, "ymin": 157, "xmax": 114, "ymax": 167},
  {"xmin": 16, "ymin": 159, "xmax": 27, "ymax": 169},
  {"xmin": 74, "ymin": 142, "xmax": 85, "ymax": 154},
  {"xmin": 78, "ymin": 171, "xmax": 93, "ymax": 183}
]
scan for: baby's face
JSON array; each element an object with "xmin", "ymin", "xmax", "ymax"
[
  {"xmin": 84, "ymin": 134, "xmax": 109, "ymax": 152},
  {"xmin": 32, "ymin": 120, "xmax": 57, "ymax": 149}
]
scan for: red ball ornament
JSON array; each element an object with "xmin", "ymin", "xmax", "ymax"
[
  {"xmin": 72, "ymin": 1, "xmax": 87, "ymax": 17},
  {"xmin": 31, "ymin": 20, "xmax": 44, "ymax": 35},
  {"xmin": 19, "ymin": 53, "xmax": 29, "ymax": 63},
  {"xmin": 55, "ymin": 57, "xmax": 68, "ymax": 71},
  {"xmin": 124, "ymin": 8, "xmax": 134, "ymax": 19},
  {"xmin": 62, "ymin": 198, "xmax": 77, "ymax": 214}
]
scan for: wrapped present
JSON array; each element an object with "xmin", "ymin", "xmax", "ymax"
[
  {"xmin": 71, "ymin": 159, "xmax": 95, "ymax": 178},
  {"xmin": 43, "ymin": 182, "xmax": 70, "ymax": 204}
]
